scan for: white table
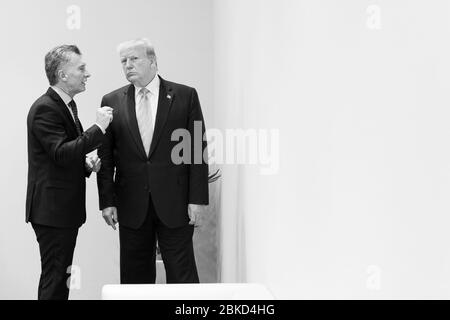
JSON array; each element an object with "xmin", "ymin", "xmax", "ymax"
[{"xmin": 102, "ymin": 283, "xmax": 274, "ymax": 300}]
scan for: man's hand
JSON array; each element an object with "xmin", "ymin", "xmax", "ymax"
[
  {"xmin": 96, "ymin": 106, "xmax": 113, "ymax": 131},
  {"xmin": 102, "ymin": 206, "xmax": 118, "ymax": 230},
  {"xmin": 85, "ymin": 154, "xmax": 101, "ymax": 173},
  {"xmin": 188, "ymin": 204, "xmax": 206, "ymax": 228}
]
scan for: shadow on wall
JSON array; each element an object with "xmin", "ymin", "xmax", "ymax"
[{"xmin": 156, "ymin": 167, "xmax": 222, "ymax": 283}]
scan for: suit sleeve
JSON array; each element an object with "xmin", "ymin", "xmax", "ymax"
[
  {"xmin": 96, "ymin": 96, "xmax": 116, "ymax": 210},
  {"xmin": 31, "ymin": 104, "xmax": 104, "ymax": 168},
  {"xmin": 187, "ymin": 88, "xmax": 209, "ymax": 205}
]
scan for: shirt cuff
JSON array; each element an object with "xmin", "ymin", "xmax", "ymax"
[{"xmin": 95, "ymin": 123, "xmax": 106, "ymax": 134}]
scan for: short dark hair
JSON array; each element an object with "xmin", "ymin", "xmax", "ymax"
[{"xmin": 45, "ymin": 45, "xmax": 81, "ymax": 86}]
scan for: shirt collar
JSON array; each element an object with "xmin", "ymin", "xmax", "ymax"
[
  {"xmin": 134, "ymin": 73, "xmax": 160, "ymax": 97},
  {"xmin": 51, "ymin": 85, "xmax": 72, "ymax": 105}
]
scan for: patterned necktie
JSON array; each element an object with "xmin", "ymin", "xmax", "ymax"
[
  {"xmin": 136, "ymin": 88, "xmax": 153, "ymax": 156},
  {"xmin": 68, "ymin": 100, "xmax": 82, "ymax": 136}
]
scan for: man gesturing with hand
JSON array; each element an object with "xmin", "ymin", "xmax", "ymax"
[{"xmin": 26, "ymin": 45, "xmax": 112, "ymax": 300}]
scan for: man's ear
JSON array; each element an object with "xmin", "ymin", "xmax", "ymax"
[
  {"xmin": 150, "ymin": 57, "xmax": 158, "ymax": 68},
  {"xmin": 58, "ymin": 69, "xmax": 67, "ymax": 82}
]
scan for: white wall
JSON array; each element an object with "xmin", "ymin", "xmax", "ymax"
[
  {"xmin": 214, "ymin": 0, "xmax": 450, "ymax": 299},
  {"xmin": 0, "ymin": 0, "xmax": 214, "ymax": 299},
  {"xmin": 4, "ymin": 0, "xmax": 450, "ymax": 300}
]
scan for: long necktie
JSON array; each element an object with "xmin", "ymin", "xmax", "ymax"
[
  {"xmin": 68, "ymin": 100, "xmax": 82, "ymax": 136},
  {"xmin": 136, "ymin": 88, "xmax": 153, "ymax": 156}
]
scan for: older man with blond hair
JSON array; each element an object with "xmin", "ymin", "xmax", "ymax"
[{"xmin": 97, "ymin": 38, "xmax": 209, "ymax": 284}]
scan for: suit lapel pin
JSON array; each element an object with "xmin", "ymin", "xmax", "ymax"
[{"xmin": 167, "ymin": 94, "xmax": 172, "ymax": 100}]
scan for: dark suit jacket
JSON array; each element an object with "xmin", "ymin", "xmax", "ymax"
[
  {"xmin": 26, "ymin": 87, "xmax": 104, "ymax": 228},
  {"xmin": 97, "ymin": 76, "xmax": 209, "ymax": 229}
]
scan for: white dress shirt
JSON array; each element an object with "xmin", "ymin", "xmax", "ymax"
[
  {"xmin": 51, "ymin": 86, "xmax": 75, "ymax": 121},
  {"xmin": 51, "ymin": 86, "xmax": 105, "ymax": 133},
  {"xmin": 134, "ymin": 74, "xmax": 160, "ymax": 132}
]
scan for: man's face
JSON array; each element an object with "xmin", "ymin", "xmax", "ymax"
[
  {"xmin": 60, "ymin": 53, "xmax": 90, "ymax": 97},
  {"xmin": 120, "ymin": 45, "xmax": 155, "ymax": 87}
]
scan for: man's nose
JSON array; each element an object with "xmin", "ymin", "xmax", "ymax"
[{"xmin": 85, "ymin": 71, "xmax": 91, "ymax": 78}]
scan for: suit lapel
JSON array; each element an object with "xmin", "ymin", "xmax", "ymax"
[
  {"xmin": 123, "ymin": 85, "xmax": 148, "ymax": 159},
  {"xmin": 148, "ymin": 77, "xmax": 174, "ymax": 158},
  {"xmin": 46, "ymin": 87, "xmax": 78, "ymax": 137}
]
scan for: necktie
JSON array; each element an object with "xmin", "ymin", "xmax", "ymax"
[
  {"xmin": 68, "ymin": 100, "xmax": 82, "ymax": 136},
  {"xmin": 136, "ymin": 88, "xmax": 153, "ymax": 156}
]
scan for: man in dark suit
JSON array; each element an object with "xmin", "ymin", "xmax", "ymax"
[
  {"xmin": 97, "ymin": 38, "xmax": 209, "ymax": 284},
  {"xmin": 26, "ymin": 45, "xmax": 113, "ymax": 299}
]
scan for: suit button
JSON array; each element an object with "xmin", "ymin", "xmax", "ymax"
[{"xmin": 144, "ymin": 186, "xmax": 148, "ymax": 191}]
